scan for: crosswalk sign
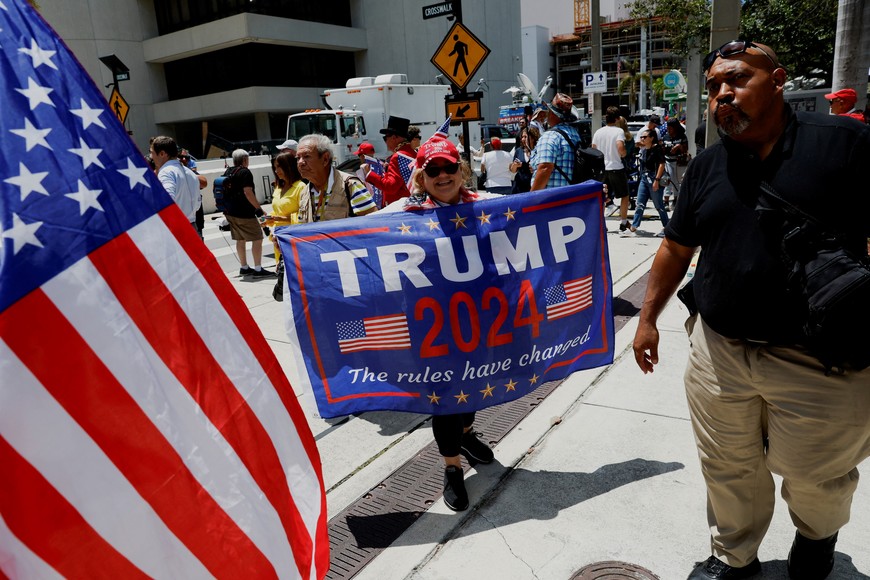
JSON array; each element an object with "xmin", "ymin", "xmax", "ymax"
[
  {"xmin": 108, "ymin": 87, "xmax": 129, "ymax": 124},
  {"xmin": 431, "ymin": 22, "xmax": 491, "ymax": 90}
]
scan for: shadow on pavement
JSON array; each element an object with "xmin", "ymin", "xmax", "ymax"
[{"xmin": 345, "ymin": 458, "xmax": 684, "ymax": 549}]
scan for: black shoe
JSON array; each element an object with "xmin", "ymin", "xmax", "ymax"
[
  {"xmin": 787, "ymin": 531, "xmax": 837, "ymax": 579},
  {"xmin": 460, "ymin": 430, "xmax": 494, "ymax": 464},
  {"xmin": 688, "ymin": 556, "xmax": 761, "ymax": 579},
  {"xmin": 619, "ymin": 221, "xmax": 630, "ymax": 232},
  {"xmin": 251, "ymin": 267, "xmax": 276, "ymax": 278},
  {"xmin": 239, "ymin": 266, "xmax": 254, "ymax": 277},
  {"xmin": 442, "ymin": 466, "xmax": 468, "ymax": 511}
]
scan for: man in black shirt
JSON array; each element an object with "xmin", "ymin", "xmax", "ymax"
[
  {"xmin": 633, "ymin": 41, "xmax": 870, "ymax": 580},
  {"xmin": 223, "ymin": 149, "xmax": 274, "ymax": 278}
]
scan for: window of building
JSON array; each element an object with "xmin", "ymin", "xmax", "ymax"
[
  {"xmin": 163, "ymin": 43, "xmax": 355, "ymax": 100},
  {"xmin": 154, "ymin": 0, "xmax": 352, "ymax": 35}
]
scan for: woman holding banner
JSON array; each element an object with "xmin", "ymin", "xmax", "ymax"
[{"xmin": 381, "ymin": 136, "xmax": 496, "ymax": 511}]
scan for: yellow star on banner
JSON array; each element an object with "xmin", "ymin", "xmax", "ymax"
[
  {"xmin": 528, "ymin": 374, "xmax": 539, "ymax": 386},
  {"xmin": 504, "ymin": 379, "xmax": 517, "ymax": 392},
  {"xmin": 450, "ymin": 213, "xmax": 467, "ymax": 229},
  {"xmin": 454, "ymin": 390, "xmax": 470, "ymax": 404},
  {"xmin": 503, "ymin": 207, "xmax": 516, "ymax": 221},
  {"xmin": 477, "ymin": 211, "xmax": 491, "ymax": 224},
  {"xmin": 480, "ymin": 383, "xmax": 495, "ymax": 398},
  {"xmin": 426, "ymin": 218, "xmax": 440, "ymax": 231},
  {"xmin": 427, "ymin": 392, "xmax": 441, "ymax": 405},
  {"xmin": 398, "ymin": 223, "xmax": 412, "ymax": 234}
]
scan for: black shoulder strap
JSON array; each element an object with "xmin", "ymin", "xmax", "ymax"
[{"xmin": 551, "ymin": 127, "xmax": 577, "ymax": 182}]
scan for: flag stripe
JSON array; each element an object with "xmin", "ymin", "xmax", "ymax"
[
  {"xmin": 0, "ymin": 336, "xmax": 213, "ymax": 579},
  {"xmin": 40, "ymin": 260, "xmax": 294, "ymax": 578},
  {"xmin": 0, "ymin": 291, "xmax": 276, "ymax": 578},
  {"xmin": 151, "ymin": 209, "xmax": 328, "ymax": 576},
  {"xmin": 94, "ymin": 223, "xmax": 313, "ymax": 577},
  {"xmin": 0, "ymin": 435, "xmax": 147, "ymax": 579},
  {"xmin": 0, "ymin": 514, "xmax": 62, "ymax": 580}
]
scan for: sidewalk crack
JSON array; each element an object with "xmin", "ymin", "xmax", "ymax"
[{"xmin": 477, "ymin": 511, "xmax": 542, "ymax": 580}]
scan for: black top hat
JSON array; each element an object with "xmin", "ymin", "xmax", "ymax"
[{"xmin": 380, "ymin": 116, "xmax": 411, "ymax": 139}]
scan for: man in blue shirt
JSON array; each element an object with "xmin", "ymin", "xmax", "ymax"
[{"xmin": 529, "ymin": 93, "xmax": 581, "ymax": 191}]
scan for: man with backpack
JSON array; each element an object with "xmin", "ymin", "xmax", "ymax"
[
  {"xmin": 222, "ymin": 149, "xmax": 275, "ymax": 278},
  {"xmin": 529, "ymin": 93, "xmax": 582, "ymax": 191},
  {"xmin": 592, "ymin": 106, "xmax": 630, "ymax": 233}
]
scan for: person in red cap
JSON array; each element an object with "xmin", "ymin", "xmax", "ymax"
[
  {"xmin": 378, "ymin": 136, "xmax": 499, "ymax": 511},
  {"xmin": 825, "ymin": 88, "xmax": 865, "ymax": 123},
  {"xmin": 353, "ymin": 141, "xmax": 375, "ymax": 164},
  {"xmin": 361, "ymin": 115, "xmax": 416, "ymax": 205}
]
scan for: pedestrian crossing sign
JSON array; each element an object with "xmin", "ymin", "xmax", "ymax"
[
  {"xmin": 108, "ymin": 87, "xmax": 129, "ymax": 124},
  {"xmin": 431, "ymin": 21, "xmax": 491, "ymax": 90}
]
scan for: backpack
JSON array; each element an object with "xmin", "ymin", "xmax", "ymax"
[
  {"xmin": 213, "ymin": 166, "xmax": 242, "ymax": 212},
  {"xmin": 553, "ymin": 127, "xmax": 605, "ymax": 184}
]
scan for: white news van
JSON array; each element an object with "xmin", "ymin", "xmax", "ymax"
[{"xmin": 285, "ymin": 74, "xmax": 453, "ymax": 165}]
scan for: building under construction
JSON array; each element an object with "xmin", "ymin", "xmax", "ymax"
[{"xmin": 552, "ymin": 15, "xmax": 681, "ymax": 114}]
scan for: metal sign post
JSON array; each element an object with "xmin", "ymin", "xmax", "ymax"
[{"xmin": 428, "ymin": 0, "xmax": 491, "ymax": 165}]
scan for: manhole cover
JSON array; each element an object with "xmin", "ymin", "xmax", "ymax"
[{"xmin": 571, "ymin": 561, "xmax": 659, "ymax": 579}]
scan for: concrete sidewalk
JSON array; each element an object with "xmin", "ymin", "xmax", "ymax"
[
  {"xmin": 352, "ymin": 242, "xmax": 870, "ymax": 579},
  {"xmin": 205, "ymin": 211, "xmax": 869, "ymax": 580}
]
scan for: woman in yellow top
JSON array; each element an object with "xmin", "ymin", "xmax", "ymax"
[{"xmin": 264, "ymin": 150, "xmax": 305, "ymax": 259}]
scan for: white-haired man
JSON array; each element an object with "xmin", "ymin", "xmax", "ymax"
[
  {"xmin": 295, "ymin": 134, "xmax": 378, "ymax": 223},
  {"xmin": 223, "ymin": 149, "xmax": 274, "ymax": 278}
]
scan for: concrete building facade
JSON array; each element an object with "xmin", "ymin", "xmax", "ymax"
[{"xmin": 37, "ymin": 0, "xmax": 521, "ymax": 157}]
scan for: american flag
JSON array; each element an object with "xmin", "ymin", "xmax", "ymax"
[
  {"xmin": 544, "ymin": 275, "xmax": 593, "ymax": 320},
  {"xmin": 433, "ymin": 115, "xmax": 452, "ymax": 139},
  {"xmin": 396, "ymin": 151, "xmax": 416, "ymax": 189},
  {"xmin": 337, "ymin": 314, "xmax": 411, "ymax": 353},
  {"xmin": 0, "ymin": 2, "xmax": 328, "ymax": 579},
  {"xmin": 364, "ymin": 154, "xmax": 384, "ymax": 208}
]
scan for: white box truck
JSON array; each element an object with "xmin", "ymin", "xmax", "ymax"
[{"xmin": 285, "ymin": 74, "xmax": 453, "ymax": 166}]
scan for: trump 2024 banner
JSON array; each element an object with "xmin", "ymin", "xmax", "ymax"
[{"xmin": 277, "ymin": 183, "xmax": 613, "ymax": 418}]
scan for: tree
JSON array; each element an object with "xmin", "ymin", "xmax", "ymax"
[
  {"xmin": 617, "ymin": 60, "xmax": 653, "ymax": 112},
  {"xmin": 627, "ymin": 0, "xmax": 711, "ymax": 59},
  {"xmin": 741, "ymin": 0, "xmax": 838, "ymax": 85},
  {"xmin": 625, "ymin": 0, "xmax": 839, "ymax": 85}
]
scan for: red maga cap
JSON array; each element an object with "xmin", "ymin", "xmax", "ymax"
[
  {"xmin": 416, "ymin": 137, "xmax": 459, "ymax": 169},
  {"xmin": 353, "ymin": 142, "xmax": 375, "ymax": 156},
  {"xmin": 824, "ymin": 88, "xmax": 857, "ymax": 104}
]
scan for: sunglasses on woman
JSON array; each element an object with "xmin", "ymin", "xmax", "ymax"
[
  {"xmin": 423, "ymin": 162, "xmax": 460, "ymax": 178},
  {"xmin": 703, "ymin": 40, "xmax": 779, "ymax": 72}
]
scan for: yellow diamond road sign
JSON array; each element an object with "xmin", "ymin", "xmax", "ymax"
[
  {"xmin": 431, "ymin": 21, "xmax": 491, "ymax": 90},
  {"xmin": 109, "ymin": 87, "xmax": 129, "ymax": 124}
]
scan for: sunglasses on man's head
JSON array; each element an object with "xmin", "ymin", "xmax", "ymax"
[
  {"xmin": 423, "ymin": 162, "xmax": 459, "ymax": 178},
  {"xmin": 703, "ymin": 40, "xmax": 779, "ymax": 72}
]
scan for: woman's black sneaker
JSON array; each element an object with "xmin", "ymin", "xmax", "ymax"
[
  {"xmin": 460, "ymin": 430, "xmax": 494, "ymax": 464},
  {"xmin": 443, "ymin": 466, "xmax": 468, "ymax": 511}
]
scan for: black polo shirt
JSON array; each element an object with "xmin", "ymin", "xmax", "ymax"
[
  {"xmin": 666, "ymin": 107, "xmax": 870, "ymax": 342},
  {"xmin": 224, "ymin": 166, "xmax": 257, "ymax": 219}
]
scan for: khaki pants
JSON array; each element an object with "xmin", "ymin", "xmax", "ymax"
[{"xmin": 684, "ymin": 315, "xmax": 870, "ymax": 567}]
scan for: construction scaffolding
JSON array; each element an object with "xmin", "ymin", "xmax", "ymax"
[{"xmin": 575, "ymin": 0, "xmax": 590, "ymax": 28}]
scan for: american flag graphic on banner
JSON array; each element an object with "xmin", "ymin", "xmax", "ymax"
[
  {"xmin": 433, "ymin": 115, "xmax": 452, "ymax": 139},
  {"xmin": 396, "ymin": 151, "xmax": 416, "ymax": 188},
  {"xmin": 544, "ymin": 275, "xmax": 594, "ymax": 320},
  {"xmin": 337, "ymin": 314, "xmax": 411, "ymax": 354},
  {"xmin": 0, "ymin": 2, "xmax": 328, "ymax": 578},
  {"xmin": 364, "ymin": 155, "xmax": 384, "ymax": 208}
]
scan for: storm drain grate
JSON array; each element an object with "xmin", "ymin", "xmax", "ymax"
[
  {"xmin": 571, "ymin": 560, "xmax": 660, "ymax": 579},
  {"xmin": 324, "ymin": 274, "xmax": 650, "ymax": 579}
]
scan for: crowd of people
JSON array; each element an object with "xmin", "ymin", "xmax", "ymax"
[{"xmin": 146, "ymin": 56, "xmax": 870, "ymax": 571}]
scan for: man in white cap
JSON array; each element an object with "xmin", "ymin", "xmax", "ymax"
[
  {"xmin": 276, "ymin": 139, "xmax": 298, "ymax": 154},
  {"xmin": 529, "ymin": 93, "xmax": 580, "ymax": 191}
]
